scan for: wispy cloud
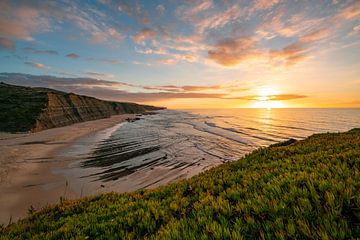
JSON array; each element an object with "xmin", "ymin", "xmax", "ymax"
[
  {"xmin": 133, "ymin": 28, "xmax": 156, "ymax": 44},
  {"xmin": 336, "ymin": 1, "xmax": 360, "ymax": 20},
  {"xmin": 87, "ymin": 57, "xmax": 122, "ymax": 64},
  {"xmin": 66, "ymin": 53, "xmax": 80, "ymax": 59},
  {"xmin": 85, "ymin": 71, "xmax": 114, "ymax": 79},
  {"xmin": 156, "ymin": 4, "xmax": 165, "ymax": 15},
  {"xmin": 23, "ymin": 47, "xmax": 58, "ymax": 55},
  {"xmin": 252, "ymin": 0, "xmax": 280, "ymax": 11},
  {"xmin": 24, "ymin": 61, "xmax": 47, "ymax": 69}
]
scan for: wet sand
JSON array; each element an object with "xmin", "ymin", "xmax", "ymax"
[{"xmin": 0, "ymin": 114, "xmax": 135, "ymax": 225}]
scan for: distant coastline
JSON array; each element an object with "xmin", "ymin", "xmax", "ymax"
[{"xmin": 0, "ymin": 82, "xmax": 164, "ymax": 133}]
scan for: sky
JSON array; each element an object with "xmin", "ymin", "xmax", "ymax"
[{"xmin": 0, "ymin": 0, "xmax": 359, "ymax": 109}]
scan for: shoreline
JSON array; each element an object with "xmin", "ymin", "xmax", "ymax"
[{"xmin": 0, "ymin": 114, "xmax": 136, "ymax": 225}]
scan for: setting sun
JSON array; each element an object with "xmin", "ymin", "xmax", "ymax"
[{"xmin": 250, "ymin": 87, "xmax": 286, "ymax": 109}]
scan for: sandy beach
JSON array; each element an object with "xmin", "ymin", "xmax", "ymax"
[{"xmin": 0, "ymin": 114, "xmax": 135, "ymax": 225}]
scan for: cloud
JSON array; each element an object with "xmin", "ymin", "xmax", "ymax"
[
  {"xmin": 117, "ymin": 1, "xmax": 149, "ymax": 24},
  {"xmin": 256, "ymin": 10, "xmax": 326, "ymax": 40},
  {"xmin": 0, "ymin": 73, "xmax": 125, "ymax": 89},
  {"xmin": 85, "ymin": 71, "xmax": 114, "ymax": 79},
  {"xmin": 156, "ymin": 4, "xmax": 165, "ymax": 15},
  {"xmin": 230, "ymin": 94, "xmax": 308, "ymax": 101},
  {"xmin": 156, "ymin": 58, "xmax": 177, "ymax": 65},
  {"xmin": 194, "ymin": 4, "xmax": 242, "ymax": 33},
  {"xmin": 66, "ymin": 53, "xmax": 80, "ymax": 59},
  {"xmin": 87, "ymin": 57, "xmax": 122, "ymax": 64},
  {"xmin": 0, "ymin": 73, "xmax": 227, "ymax": 103},
  {"xmin": 337, "ymin": 1, "xmax": 360, "ymax": 20},
  {"xmin": 207, "ymin": 37, "xmax": 262, "ymax": 66},
  {"xmin": 143, "ymin": 84, "xmax": 222, "ymax": 92},
  {"xmin": 0, "ymin": 1, "xmax": 125, "ymax": 46},
  {"xmin": 133, "ymin": 28, "xmax": 156, "ymax": 44},
  {"xmin": 0, "ymin": 1, "xmax": 52, "ymax": 41},
  {"xmin": 135, "ymin": 47, "xmax": 167, "ymax": 55},
  {"xmin": 0, "ymin": 73, "xmax": 308, "ymax": 104},
  {"xmin": 269, "ymin": 28, "xmax": 331, "ymax": 65},
  {"xmin": 23, "ymin": 47, "xmax": 58, "ymax": 55},
  {"xmin": 24, "ymin": 61, "xmax": 46, "ymax": 69},
  {"xmin": 299, "ymin": 28, "xmax": 331, "ymax": 42},
  {"xmin": 0, "ymin": 37, "xmax": 15, "ymax": 50},
  {"xmin": 252, "ymin": 0, "xmax": 281, "ymax": 11},
  {"xmin": 349, "ymin": 24, "xmax": 360, "ymax": 36},
  {"xmin": 184, "ymin": 0, "xmax": 213, "ymax": 18},
  {"xmin": 91, "ymin": 27, "xmax": 123, "ymax": 43}
]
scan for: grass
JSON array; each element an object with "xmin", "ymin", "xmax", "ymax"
[
  {"xmin": 1, "ymin": 129, "xmax": 359, "ymax": 239},
  {"xmin": 0, "ymin": 83, "xmax": 49, "ymax": 132}
]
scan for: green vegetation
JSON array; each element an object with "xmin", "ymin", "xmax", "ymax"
[
  {"xmin": 0, "ymin": 83, "xmax": 49, "ymax": 132},
  {"xmin": 1, "ymin": 129, "xmax": 359, "ymax": 239}
]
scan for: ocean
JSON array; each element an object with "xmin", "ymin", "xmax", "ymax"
[{"xmin": 78, "ymin": 108, "xmax": 360, "ymax": 189}]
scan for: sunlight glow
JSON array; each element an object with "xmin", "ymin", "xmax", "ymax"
[
  {"xmin": 252, "ymin": 87, "xmax": 285, "ymax": 109},
  {"xmin": 253, "ymin": 100, "xmax": 285, "ymax": 109},
  {"xmin": 258, "ymin": 87, "xmax": 279, "ymax": 97}
]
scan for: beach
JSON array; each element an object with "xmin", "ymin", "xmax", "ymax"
[
  {"xmin": 1, "ymin": 108, "xmax": 360, "ymax": 225},
  {"xmin": 0, "ymin": 114, "xmax": 135, "ymax": 225}
]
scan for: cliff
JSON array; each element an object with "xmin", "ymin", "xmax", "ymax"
[{"xmin": 0, "ymin": 83, "xmax": 164, "ymax": 133}]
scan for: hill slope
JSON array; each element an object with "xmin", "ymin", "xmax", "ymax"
[
  {"xmin": 1, "ymin": 129, "xmax": 359, "ymax": 239},
  {"xmin": 0, "ymin": 83, "xmax": 164, "ymax": 133}
]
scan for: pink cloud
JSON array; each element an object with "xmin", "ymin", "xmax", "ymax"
[
  {"xmin": 252, "ymin": 0, "xmax": 281, "ymax": 11},
  {"xmin": 133, "ymin": 28, "xmax": 156, "ymax": 44},
  {"xmin": 0, "ymin": 1, "xmax": 51, "ymax": 40}
]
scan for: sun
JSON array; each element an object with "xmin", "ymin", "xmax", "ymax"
[{"xmin": 252, "ymin": 87, "xmax": 285, "ymax": 109}]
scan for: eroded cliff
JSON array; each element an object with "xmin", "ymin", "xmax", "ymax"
[{"xmin": 0, "ymin": 83, "xmax": 164, "ymax": 133}]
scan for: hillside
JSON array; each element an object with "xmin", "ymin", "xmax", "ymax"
[
  {"xmin": 0, "ymin": 83, "xmax": 164, "ymax": 133},
  {"xmin": 1, "ymin": 129, "xmax": 359, "ymax": 239}
]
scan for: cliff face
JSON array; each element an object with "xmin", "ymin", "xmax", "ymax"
[{"xmin": 0, "ymin": 83, "xmax": 164, "ymax": 133}]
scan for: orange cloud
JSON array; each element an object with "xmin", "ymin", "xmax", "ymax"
[
  {"xmin": 156, "ymin": 58, "xmax": 177, "ymax": 65},
  {"xmin": 0, "ymin": 37, "xmax": 14, "ymax": 50},
  {"xmin": 337, "ymin": 1, "xmax": 360, "ymax": 20},
  {"xmin": 252, "ymin": 0, "xmax": 280, "ymax": 11},
  {"xmin": 270, "ymin": 28, "xmax": 331, "ymax": 65},
  {"xmin": 230, "ymin": 94, "xmax": 307, "ymax": 101},
  {"xmin": 143, "ymin": 85, "xmax": 222, "ymax": 92},
  {"xmin": 133, "ymin": 28, "xmax": 156, "ymax": 44},
  {"xmin": 300, "ymin": 28, "xmax": 331, "ymax": 42},
  {"xmin": 207, "ymin": 37, "xmax": 261, "ymax": 66}
]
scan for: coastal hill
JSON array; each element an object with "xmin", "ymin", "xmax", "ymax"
[
  {"xmin": 1, "ymin": 129, "xmax": 359, "ymax": 239},
  {"xmin": 0, "ymin": 83, "xmax": 164, "ymax": 133}
]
